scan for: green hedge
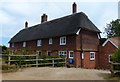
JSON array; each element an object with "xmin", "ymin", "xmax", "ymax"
[{"xmin": 2, "ymin": 55, "xmax": 65, "ymax": 67}]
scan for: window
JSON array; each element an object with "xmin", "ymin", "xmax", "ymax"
[
  {"xmin": 11, "ymin": 43, "xmax": 14, "ymax": 47},
  {"xmin": 47, "ymin": 50, "xmax": 52, "ymax": 56},
  {"xmin": 60, "ymin": 36, "xmax": 66, "ymax": 45},
  {"xmin": 109, "ymin": 55, "xmax": 112, "ymax": 63},
  {"xmin": 36, "ymin": 51, "xmax": 42, "ymax": 56},
  {"xmin": 59, "ymin": 51, "xmax": 67, "ymax": 56},
  {"xmin": 82, "ymin": 53, "xmax": 84, "ymax": 59},
  {"xmin": 23, "ymin": 42, "xmax": 26, "ymax": 47},
  {"xmin": 49, "ymin": 38, "xmax": 52, "ymax": 44},
  {"xmin": 90, "ymin": 52, "xmax": 95, "ymax": 60},
  {"xmin": 69, "ymin": 51, "xmax": 74, "ymax": 58},
  {"xmin": 37, "ymin": 40, "xmax": 42, "ymax": 46},
  {"xmin": 11, "ymin": 50, "xmax": 15, "ymax": 55}
]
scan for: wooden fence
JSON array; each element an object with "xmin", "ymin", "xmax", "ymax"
[
  {"xmin": 110, "ymin": 63, "xmax": 120, "ymax": 75},
  {"xmin": 4, "ymin": 54, "xmax": 66, "ymax": 67}
]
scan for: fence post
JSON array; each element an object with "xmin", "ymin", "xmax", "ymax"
[
  {"xmin": 36, "ymin": 54, "xmax": 38, "ymax": 67},
  {"xmin": 52, "ymin": 58, "xmax": 54, "ymax": 67},
  {"xmin": 8, "ymin": 54, "xmax": 11, "ymax": 66}
]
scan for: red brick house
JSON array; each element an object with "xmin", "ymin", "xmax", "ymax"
[
  {"xmin": 9, "ymin": 3, "xmax": 101, "ymax": 69},
  {"xmin": 99, "ymin": 37, "xmax": 120, "ymax": 69}
]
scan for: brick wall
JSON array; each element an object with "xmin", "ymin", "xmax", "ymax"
[{"xmin": 99, "ymin": 42, "xmax": 117, "ymax": 69}]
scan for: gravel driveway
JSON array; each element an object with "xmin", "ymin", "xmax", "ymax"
[{"xmin": 2, "ymin": 67, "xmax": 110, "ymax": 80}]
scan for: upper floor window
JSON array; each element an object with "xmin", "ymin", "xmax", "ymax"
[
  {"xmin": 90, "ymin": 52, "xmax": 95, "ymax": 60},
  {"xmin": 11, "ymin": 43, "xmax": 14, "ymax": 47},
  {"xmin": 69, "ymin": 51, "xmax": 74, "ymax": 58},
  {"xmin": 60, "ymin": 36, "xmax": 66, "ymax": 45},
  {"xmin": 59, "ymin": 51, "xmax": 67, "ymax": 56},
  {"xmin": 23, "ymin": 42, "xmax": 26, "ymax": 47},
  {"xmin": 49, "ymin": 38, "xmax": 52, "ymax": 44},
  {"xmin": 37, "ymin": 40, "xmax": 42, "ymax": 46}
]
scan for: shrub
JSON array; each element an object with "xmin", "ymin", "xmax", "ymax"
[{"xmin": 112, "ymin": 47, "xmax": 120, "ymax": 63}]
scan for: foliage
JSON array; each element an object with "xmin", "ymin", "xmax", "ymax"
[
  {"xmin": 105, "ymin": 19, "xmax": 120, "ymax": 38},
  {"xmin": 111, "ymin": 47, "xmax": 120, "ymax": 63},
  {"xmin": 111, "ymin": 47, "xmax": 120, "ymax": 77},
  {"xmin": 99, "ymin": 38, "xmax": 107, "ymax": 45},
  {"xmin": 2, "ymin": 54, "xmax": 65, "ymax": 67},
  {"xmin": 2, "ymin": 46, "xmax": 7, "ymax": 52}
]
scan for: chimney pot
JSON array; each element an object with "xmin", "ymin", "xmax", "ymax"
[
  {"xmin": 41, "ymin": 14, "xmax": 48, "ymax": 23},
  {"xmin": 72, "ymin": 2, "xmax": 77, "ymax": 13},
  {"xmin": 25, "ymin": 21, "xmax": 28, "ymax": 28}
]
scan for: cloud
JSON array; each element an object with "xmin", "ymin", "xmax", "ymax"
[{"xmin": 0, "ymin": 1, "xmax": 118, "ymax": 46}]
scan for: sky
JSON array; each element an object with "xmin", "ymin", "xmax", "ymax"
[
  {"xmin": 0, "ymin": 0, "xmax": 119, "ymax": 47},
  {"xmin": 118, "ymin": 1, "xmax": 120, "ymax": 19}
]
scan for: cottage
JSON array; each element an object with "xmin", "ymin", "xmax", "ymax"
[
  {"xmin": 99, "ymin": 37, "xmax": 120, "ymax": 69},
  {"xmin": 9, "ymin": 3, "xmax": 101, "ymax": 69}
]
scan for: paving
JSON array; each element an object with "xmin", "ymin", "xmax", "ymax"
[{"xmin": 2, "ymin": 67, "xmax": 110, "ymax": 80}]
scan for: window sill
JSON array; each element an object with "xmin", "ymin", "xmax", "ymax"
[
  {"xmin": 60, "ymin": 44, "xmax": 66, "ymax": 45},
  {"xmin": 90, "ymin": 59, "xmax": 95, "ymax": 61}
]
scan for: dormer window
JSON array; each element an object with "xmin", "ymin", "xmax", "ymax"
[
  {"xmin": 49, "ymin": 38, "xmax": 52, "ymax": 44},
  {"xmin": 23, "ymin": 42, "xmax": 26, "ymax": 47},
  {"xmin": 37, "ymin": 40, "xmax": 42, "ymax": 46},
  {"xmin": 60, "ymin": 36, "xmax": 66, "ymax": 45},
  {"xmin": 11, "ymin": 43, "xmax": 14, "ymax": 47}
]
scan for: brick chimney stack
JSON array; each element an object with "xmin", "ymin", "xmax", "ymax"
[
  {"xmin": 25, "ymin": 21, "xmax": 28, "ymax": 28},
  {"xmin": 41, "ymin": 14, "xmax": 48, "ymax": 23},
  {"xmin": 72, "ymin": 2, "xmax": 77, "ymax": 13}
]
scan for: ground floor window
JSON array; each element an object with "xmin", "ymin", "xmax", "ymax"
[
  {"xmin": 59, "ymin": 51, "xmax": 67, "ymax": 56},
  {"xmin": 109, "ymin": 55, "xmax": 112, "ymax": 63},
  {"xmin": 90, "ymin": 52, "xmax": 95, "ymax": 60},
  {"xmin": 47, "ymin": 50, "xmax": 52, "ymax": 56},
  {"xmin": 36, "ymin": 50, "xmax": 42, "ymax": 56},
  {"xmin": 69, "ymin": 51, "xmax": 74, "ymax": 59},
  {"xmin": 11, "ymin": 50, "xmax": 15, "ymax": 55}
]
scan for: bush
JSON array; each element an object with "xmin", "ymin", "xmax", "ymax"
[
  {"xmin": 2, "ymin": 64, "xmax": 18, "ymax": 73},
  {"xmin": 112, "ymin": 47, "xmax": 120, "ymax": 63}
]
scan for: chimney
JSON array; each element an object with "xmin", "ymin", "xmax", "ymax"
[
  {"xmin": 25, "ymin": 21, "xmax": 28, "ymax": 28},
  {"xmin": 72, "ymin": 2, "xmax": 77, "ymax": 13},
  {"xmin": 41, "ymin": 14, "xmax": 48, "ymax": 23}
]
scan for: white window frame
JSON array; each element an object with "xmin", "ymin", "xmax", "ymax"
[
  {"xmin": 82, "ymin": 53, "xmax": 84, "ymax": 59},
  {"xmin": 109, "ymin": 55, "xmax": 112, "ymax": 63},
  {"xmin": 90, "ymin": 52, "xmax": 95, "ymax": 60},
  {"xmin": 11, "ymin": 43, "xmax": 14, "ymax": 47},
  {"xmin": 60, "ymin": 36, "xmax": 66, "ymax": 45},
  {"xmin": 37, "ymin": 40, "xmax": 42, "ymax": 46},
  {"xmin": 49, "ymin": 38, "xmax": 52, "ymax": 44},
  {"xmin": 23, "ymin": 42, "xmax": 26, "ymax": 47},
  {"xmin": 59, "ymin": 51, "xmax": 67, "ymax": 56},
  {"xmin": 69, "ymin": 51, "xmax": 74, "ymax": 59}
]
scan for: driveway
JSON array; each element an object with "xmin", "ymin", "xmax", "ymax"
[{"xmin": 2, "ymin": 67, "xmax": 110, "ymax": 80}]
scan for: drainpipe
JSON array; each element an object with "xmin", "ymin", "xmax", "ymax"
[{"xmin": 80, "ymin": 31, "xmax": 83, "ymax": 68}]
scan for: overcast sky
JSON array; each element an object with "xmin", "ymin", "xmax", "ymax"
[{"xmin": 0, "ymin": 0, "xmax": 119, "ymax": 47}]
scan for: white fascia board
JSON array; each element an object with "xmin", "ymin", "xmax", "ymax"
[
  {"xmin": 76, "ymin": 28, "xmax": 81, "ymax": 35},
  {"xmin": 102, "ymin": 39, "xmax": 118, "ymax": 48}
]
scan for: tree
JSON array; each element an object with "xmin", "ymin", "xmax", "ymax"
[
  {"xmin": 2, "ymin": 46, "xmax": 7, "ymax": 52},
  {"xmin": 105, "ymin": 19, "xmax": 120, "ymax": 38}
]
